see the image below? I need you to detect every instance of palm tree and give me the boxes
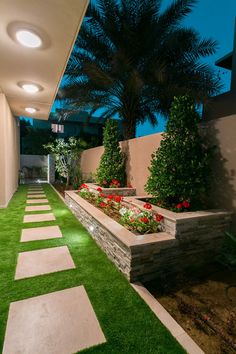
[59,0,221,140]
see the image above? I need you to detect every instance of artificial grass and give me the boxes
[0,184,185,353]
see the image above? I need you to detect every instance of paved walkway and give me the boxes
[3,184,106,354]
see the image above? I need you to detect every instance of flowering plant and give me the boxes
[119,206,163,234]
[78,186,163,235]
[109,179,121,188]
[78,183,93,200]
[174,199,191,212]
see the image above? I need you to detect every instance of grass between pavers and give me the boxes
[0,184,185,354]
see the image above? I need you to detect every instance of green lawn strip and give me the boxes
[0,184,185,354]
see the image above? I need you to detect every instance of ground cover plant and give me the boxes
[145,95,213,212]
[78,184,163,234]
[0,184,184,353]
[96,120,126,188]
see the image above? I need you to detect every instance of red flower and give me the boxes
[110,179,120,187]
[100,202,108,208]
[97,187,102,192]
[114,195,122,203]
[176,203,182,209]
[155,214,163,222]
[79,183,88,190]
[144,202,152,210]
[107,195,113,200]
[100,193,106,198]
[139,216,149,224]
[129,217,135,223]
[182,201,190,208]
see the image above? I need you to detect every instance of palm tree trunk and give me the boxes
[122,116,136,140]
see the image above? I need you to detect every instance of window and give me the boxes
[51,124,64,133]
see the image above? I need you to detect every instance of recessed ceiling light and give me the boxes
[16,30,42,48]
[21,84,40,93]
[25,107,37,114]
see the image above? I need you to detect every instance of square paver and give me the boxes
[25,205,51,212]
[27,194,46,198]
[21,225,62,242]
[15,246,75,280]
[3,286,106,354]
[27,191,43,194]
[26,199,48,204]
[23,213,55,223]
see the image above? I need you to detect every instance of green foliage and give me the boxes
[59,0,221,139]
[44,137,86,187]
[145,95,213,207]
[96,120,126,187]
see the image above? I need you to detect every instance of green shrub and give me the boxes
[145,95,213,209]
[96,120,126,187]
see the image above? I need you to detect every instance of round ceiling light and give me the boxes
[16,30,42,48]
[21,83,40,93]
[25,107,37,114]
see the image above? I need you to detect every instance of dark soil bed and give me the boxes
[53,183,74,198]
[144,264,236,354]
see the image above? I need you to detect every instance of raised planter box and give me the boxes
[87,183,136,197]
[65,191,232,282]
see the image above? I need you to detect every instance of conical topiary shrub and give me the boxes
[96,120,126,187]
[145,95,213,210]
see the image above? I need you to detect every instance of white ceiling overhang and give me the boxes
[0,0,89,120]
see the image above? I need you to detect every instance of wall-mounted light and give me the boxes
[15,30,42,48]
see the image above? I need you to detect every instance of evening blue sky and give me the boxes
[137,0,236,137]
[52,0,236,137]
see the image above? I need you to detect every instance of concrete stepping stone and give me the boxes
[3,286,106,354]
[21,225,62,242]
[23,213,55,223]
[26,199,48,204]
[15,246,75,280]
[28,191,44,195]
[25,205,51,212]
[28,194,46,198]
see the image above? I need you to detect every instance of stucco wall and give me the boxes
[201,114,236,232]
[0,94,20,207]
[80,133,163,195]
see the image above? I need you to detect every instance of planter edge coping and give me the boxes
[131,282,205,354]
[124,196,231,223]
[87,183,136,192]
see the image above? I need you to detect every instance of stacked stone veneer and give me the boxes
[87,183,136,197]
[65,191,232,282]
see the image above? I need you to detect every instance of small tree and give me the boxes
[145,95,213,208]
[96,120,126,187]
[44,137,86,188]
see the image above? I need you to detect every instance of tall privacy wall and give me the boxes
[81,116,236,232]
[201,114,236,232]
[0,93,20,208]
[80,132,163,195]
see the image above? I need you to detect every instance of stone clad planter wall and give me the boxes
[65,191,231,282]
[87,183,136,197]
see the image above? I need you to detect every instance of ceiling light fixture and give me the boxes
[21,83,40,93]
[25,107,37,114]
[16,30,42,48]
